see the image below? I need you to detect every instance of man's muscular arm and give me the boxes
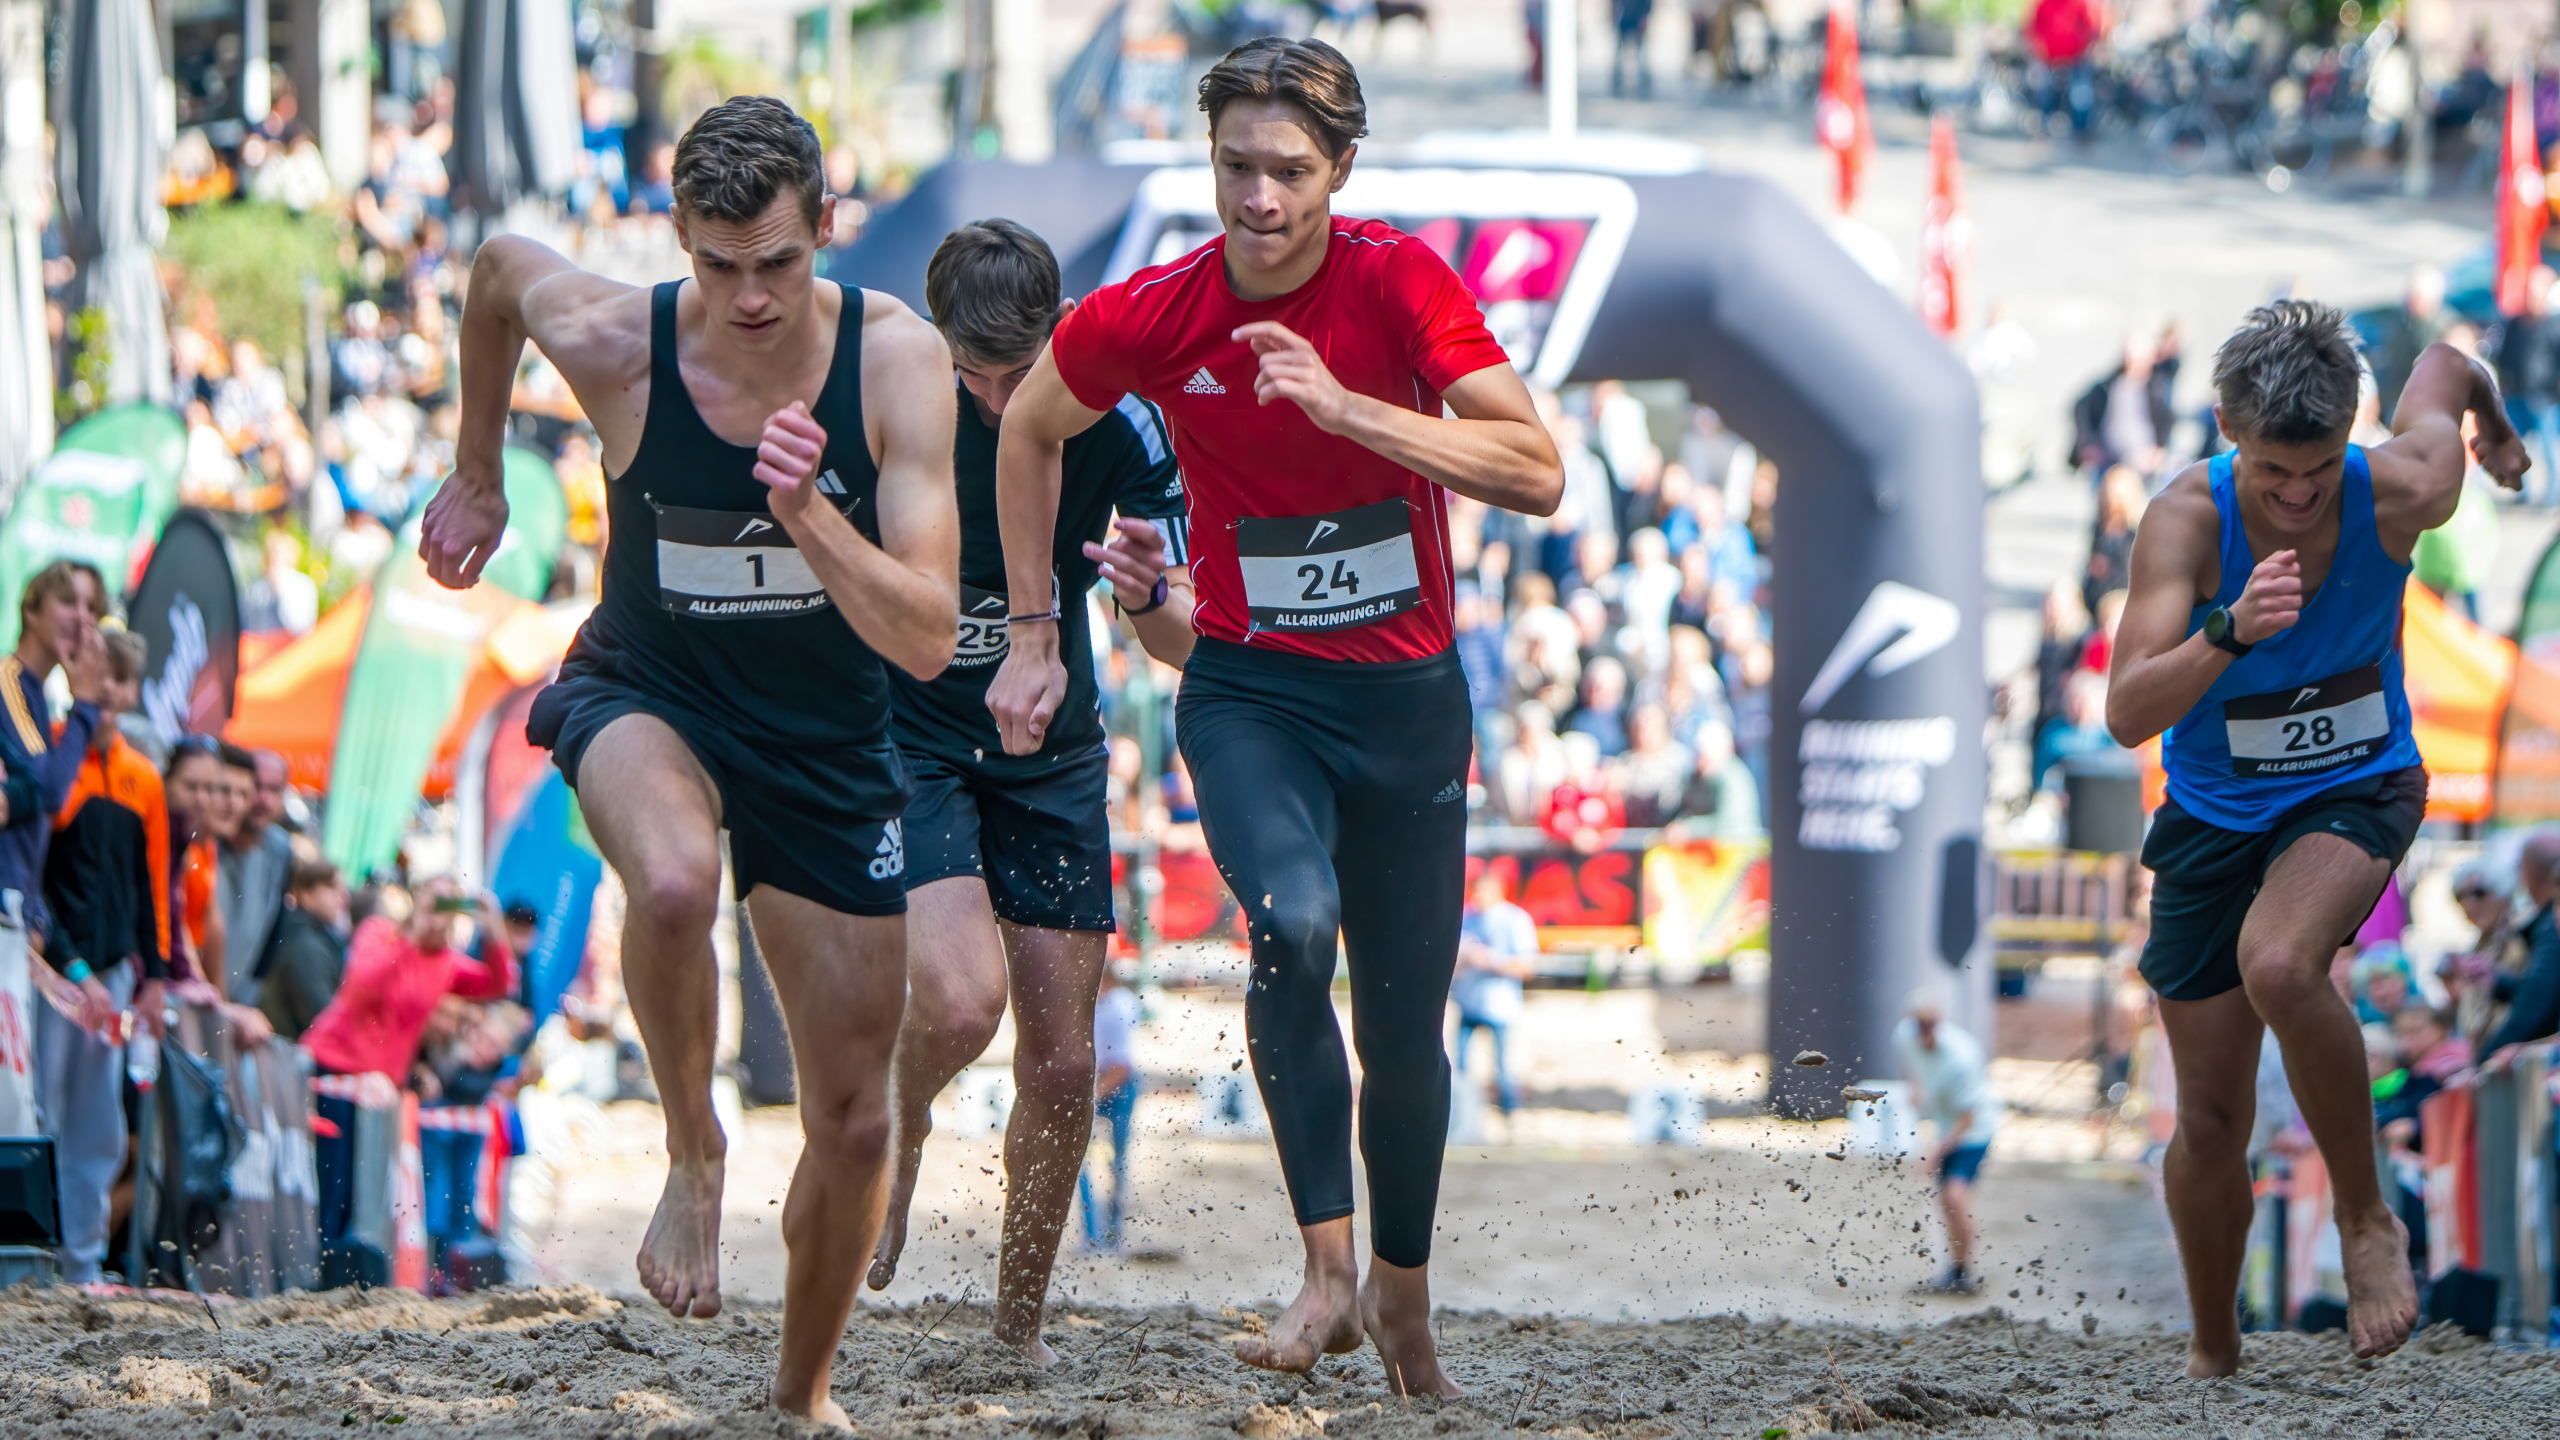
[421,238,646,588]
[989,350,1112,754]
[1235,323,1563,516]
[2369,342,2530,551]
[2105,468,2303,746]
[759,296,958,679]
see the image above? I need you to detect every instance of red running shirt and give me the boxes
[1049,217,1513,662]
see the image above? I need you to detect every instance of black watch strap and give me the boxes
[1121,574,1170,617]
[2206,607,2253,657]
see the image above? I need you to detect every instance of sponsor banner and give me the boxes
[489,771,603,1024]
[0,404,186,650]
[127,508,243,741]
[1107,167,1636,388]
[1643,839,1772,964]
[323,450,566,876]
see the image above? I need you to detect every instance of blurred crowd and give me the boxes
[1085,379,1776,861]
[12,559,557,1288]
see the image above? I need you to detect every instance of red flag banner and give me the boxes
[1919,115,1968,335]
[2497,63,2547,317]
[1816,4,1872,213]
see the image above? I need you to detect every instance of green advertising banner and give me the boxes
[0,404,187,647]
[322,451,568,877]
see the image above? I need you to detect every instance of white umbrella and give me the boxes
[0,0,55,503]
[56,0,171,408]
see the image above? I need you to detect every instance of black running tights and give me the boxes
[1176,638,1472,1268]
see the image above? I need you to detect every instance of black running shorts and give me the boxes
[898,744,1116,933]
[528,673,911,917]
[2137,765,2426,1003]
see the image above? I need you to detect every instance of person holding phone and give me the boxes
[299,874,517,1272]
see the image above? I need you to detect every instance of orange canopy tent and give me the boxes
[2138,578,2514,824]
[225,589,587,798]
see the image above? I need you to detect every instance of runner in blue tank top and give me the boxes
[2108,302,2528,1377]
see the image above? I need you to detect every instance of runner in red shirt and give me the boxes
[988,38,1562,1396]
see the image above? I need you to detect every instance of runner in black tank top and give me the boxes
[530,277,914,914]
[862,221,1198,1363]
[416,99,959,1427]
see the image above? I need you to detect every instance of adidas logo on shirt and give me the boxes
[867,819,906,881]
[1183,367,1226,395]
[1432,779,1464,804]
[815,468,848,497]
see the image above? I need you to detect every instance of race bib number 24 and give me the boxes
[1236,499,1423,634]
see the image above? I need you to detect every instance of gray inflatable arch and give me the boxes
[839,158,1990,1117]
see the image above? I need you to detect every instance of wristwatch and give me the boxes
[1121,574,1171,618]
[2202,606,2253,657]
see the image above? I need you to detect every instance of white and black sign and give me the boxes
[1236,499,1422,634]
[2223,664,2389,778]
[653,501,830,620]
[951,585,1013,668]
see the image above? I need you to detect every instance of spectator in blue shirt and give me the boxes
[1454,869,1539,1120]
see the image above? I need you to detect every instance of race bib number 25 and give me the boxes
[1236,499,1423,634]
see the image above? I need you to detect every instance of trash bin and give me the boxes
[2062,750,2145,855]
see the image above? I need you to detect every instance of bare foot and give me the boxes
[2342,1212,2418,1360]
[636,1158,724,1319]
[866,1195,910,1292]
[2184,1337,2241,1379]
[770,1378,851,1429]
[993,1327,1061,1367]
[1360,1260,1463,1398]
[1235,1270,1364,1374]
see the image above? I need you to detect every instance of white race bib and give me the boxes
[951,585,1013,668]
[2223,664,2390,778]
[652,500,832,620]
[1235,499,1423,634]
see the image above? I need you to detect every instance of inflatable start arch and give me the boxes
[842,153,1990,1114]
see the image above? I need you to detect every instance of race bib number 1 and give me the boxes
[2222,664,2390,778]
[1236,499,1423,634]
[652,499,831,620]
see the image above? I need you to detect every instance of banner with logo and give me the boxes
[488,771,603,1024]
[1468,846,1646,950]
[1643,838,1772,964]
[0,403,186,648]
[323,450,566,877]
[126,508,243,743]
[2496,529,2560,824]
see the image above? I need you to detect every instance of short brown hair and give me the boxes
[289,857,342,895]
[926,220,1061,367]
[99,627,147,683]
[2213,300,2362,446]
[21,558,104,624]
[673,96,826,231]
[1197,37,1367,159]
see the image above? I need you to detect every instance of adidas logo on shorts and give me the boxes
[867,819,906,881]
[1432,779,1464,804]
[1183,367,1226,395]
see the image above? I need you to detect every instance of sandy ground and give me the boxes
[8,1278,2558,1438]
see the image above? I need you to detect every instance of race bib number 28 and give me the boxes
[2222,664,2390,778]
[1236,499,1423,634]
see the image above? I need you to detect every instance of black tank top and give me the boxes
[565,280,892,750]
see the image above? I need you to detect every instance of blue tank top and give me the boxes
[2161,445,2420,831]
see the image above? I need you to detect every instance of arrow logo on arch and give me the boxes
[1799,581,1963,716]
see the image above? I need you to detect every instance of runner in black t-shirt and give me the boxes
[418,99,958,1427]
[866,220,1194,1362]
